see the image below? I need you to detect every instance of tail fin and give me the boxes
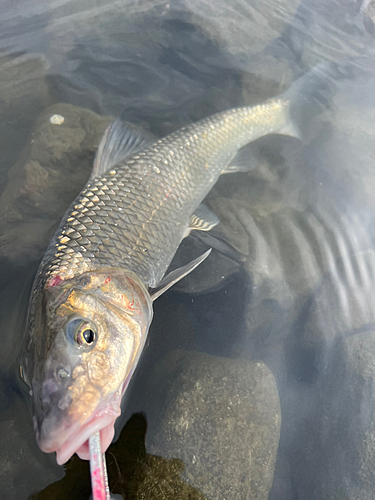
[281,61,346,141]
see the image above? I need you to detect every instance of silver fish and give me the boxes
[21,76,306,465]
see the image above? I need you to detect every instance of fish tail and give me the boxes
[281,61,343,141]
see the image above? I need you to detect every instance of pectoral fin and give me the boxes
[91,118,157,178]
[149,249,212,300]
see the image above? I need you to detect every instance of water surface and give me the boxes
[1,0,375,498]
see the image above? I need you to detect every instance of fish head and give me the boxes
[22,268,152,465]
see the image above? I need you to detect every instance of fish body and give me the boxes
[21,90,301,465]
[40,98,295,288]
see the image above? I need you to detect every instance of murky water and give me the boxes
[1,0,375,498]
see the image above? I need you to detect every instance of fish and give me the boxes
[19,67,323,466]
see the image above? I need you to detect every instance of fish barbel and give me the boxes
[20,70,317,465]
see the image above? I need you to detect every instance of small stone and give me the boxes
[49,114,65,125]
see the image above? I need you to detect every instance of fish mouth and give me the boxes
[37,400,121,465]
[56,409,120,465]
[35,366,137,465]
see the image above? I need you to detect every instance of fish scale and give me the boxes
[37,99,292,289]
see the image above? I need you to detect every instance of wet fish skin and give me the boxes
[22,91,299,464]
[40,99,296,288]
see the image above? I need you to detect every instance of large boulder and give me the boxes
[0,54,52,186]
[0,103,111,269]
[146,350,281,500]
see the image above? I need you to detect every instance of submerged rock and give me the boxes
[276,328,375,500]
[0,103,111,270]
[45,0,300,112]
[337,331,375,500]
[32,413,206,500]
[146,350,281,500]
[266,246,375,499]
[299,248,375,356]
[0,54,52,185]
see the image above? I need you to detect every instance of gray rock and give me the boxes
[347,330,375,382]
[0,54,52,186]
[205,172,333,324]
[205,67,375,498]
[293,71,375,220]
[262,243,375,499]
[0,103,111,269]
[282,329,375,500]
[298,246,375,358]
[174,0,300,68]
[147,350,281,500]
[208,65,375,354]
[266,250,375,500]
[31,412,206,500]
[47,0,300,70]
[241,56,295,105]
[362,0,375,33]
[283,0,372,69]
[8,0,301,126]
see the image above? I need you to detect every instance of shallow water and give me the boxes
[1,0,375,498]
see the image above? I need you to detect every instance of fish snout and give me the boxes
[33,400,71,454]
[33,368,73,452]
[33,411,59,453]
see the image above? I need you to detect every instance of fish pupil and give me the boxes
[66,318,96,346]
[83,328,95,344]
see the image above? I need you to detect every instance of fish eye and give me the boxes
[66,318,97,348]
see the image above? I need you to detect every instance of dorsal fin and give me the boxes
[91,118,157,178]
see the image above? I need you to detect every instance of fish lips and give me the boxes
[35,397,121,465]
[52,370,136,464]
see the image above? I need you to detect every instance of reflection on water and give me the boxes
[1,0,375,499]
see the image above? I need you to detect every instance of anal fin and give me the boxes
[184,204,219,238]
